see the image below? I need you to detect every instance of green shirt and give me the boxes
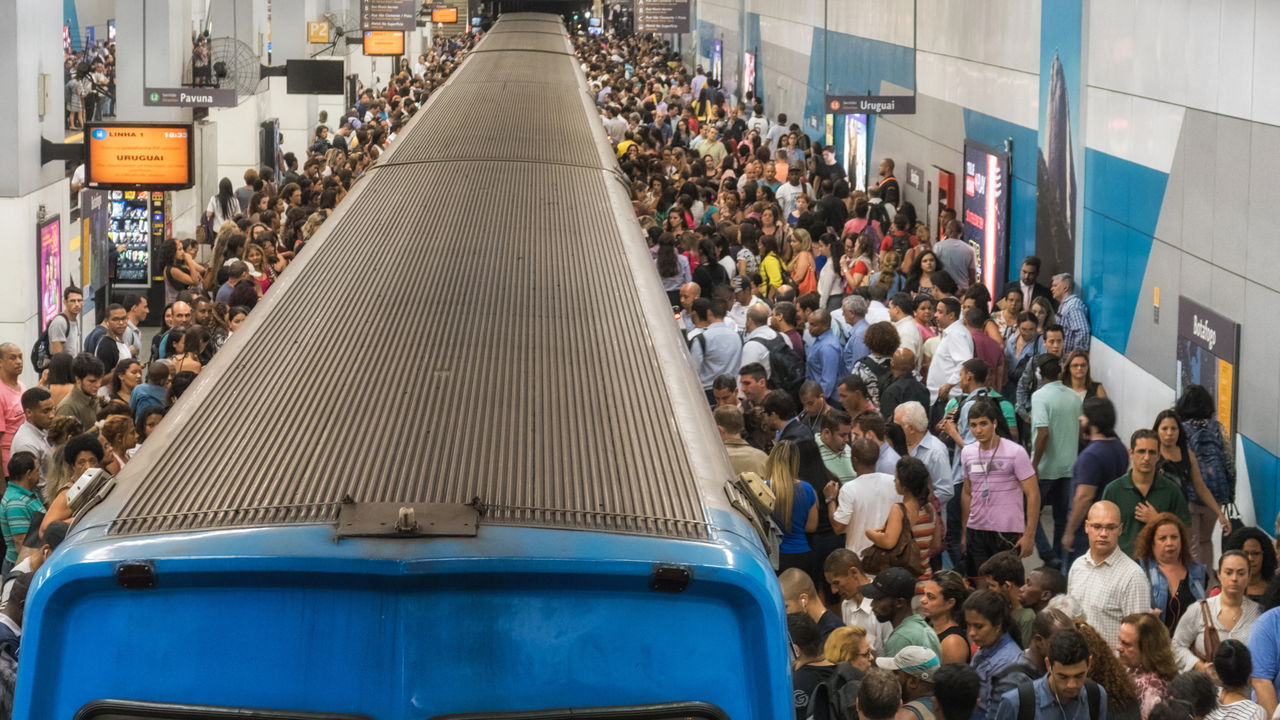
[55,387,99,433]
[882,613,941,658]
[1,482,45,564]
[814,433,856,483]
[1012,606,1035,648]
[1030,381,1083,479]
[1100,470,1191,556]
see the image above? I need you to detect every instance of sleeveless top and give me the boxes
[937,626,971,662]
[912,504,936,590]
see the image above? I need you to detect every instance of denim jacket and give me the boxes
[1141,558,1207,620]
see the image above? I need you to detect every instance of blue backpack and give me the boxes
[1183,419,1234,504]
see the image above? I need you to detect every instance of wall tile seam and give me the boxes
[1085,84,1277,131]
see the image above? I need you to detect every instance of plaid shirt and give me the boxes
[1067,546,1150,647]
[1057,293,1091,353]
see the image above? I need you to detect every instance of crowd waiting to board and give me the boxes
[579,30,1280,720]
[0,33,480,715]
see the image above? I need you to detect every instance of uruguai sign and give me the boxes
[84,123,194,190]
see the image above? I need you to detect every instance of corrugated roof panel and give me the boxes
[472,32,572,55]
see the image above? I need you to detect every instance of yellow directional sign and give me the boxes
[307,21,331,43]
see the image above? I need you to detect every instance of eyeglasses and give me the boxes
[860,647,876,660]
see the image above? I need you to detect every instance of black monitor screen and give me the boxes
[286,59,344,94]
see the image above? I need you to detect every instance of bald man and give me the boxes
[806,308,843,407]
[779,567,844,642]
[878,348,928,421]
[0,343,26,479]
[677,283,701,332]
[1065,500,1149,646]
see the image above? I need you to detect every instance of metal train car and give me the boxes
[14,13,791,720]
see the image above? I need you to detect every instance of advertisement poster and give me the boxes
[1036,0,1083,277]
[1176,297,1240,438]
[37,215,61,330]
[842,114,868,191]
[743,52,755,101]
[962,141,1010,300]
[711,40,722,83]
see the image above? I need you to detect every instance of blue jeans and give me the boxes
[1033,476,1070,568]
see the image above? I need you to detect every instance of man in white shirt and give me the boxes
[865,286,891,325]
[764,113,789,151]
[926,297,974,404]
[726,276,769,332]
[828,439,903,556]
[747,105,768,136]
[823,548,893,653]
[10,388,54,468]
[775,166,811,219]
[739,305,778,377]
[601,105,627,146]
[122,294,148,359]
[1066,501,1149,647]
[887,292,922,361]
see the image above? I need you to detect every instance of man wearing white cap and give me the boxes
[876,646,941,720]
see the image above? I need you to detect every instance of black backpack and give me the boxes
[1014,678,1101,720]
[806,663,860,720]
[30,327,52,375]
[749,334,804,395]
[856,355,892,401]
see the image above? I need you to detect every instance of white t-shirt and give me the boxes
[1206,700,1267,720]
[833,471,903,556]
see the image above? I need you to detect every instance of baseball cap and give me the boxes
[876,646,940,682]
[859,567,916,600]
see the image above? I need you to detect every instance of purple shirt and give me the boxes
[960,437,1035,533]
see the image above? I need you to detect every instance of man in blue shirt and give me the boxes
[806,309,843,407]
[1250,605,1280,717]
[841,295,871,376]
[994,627,1106,720]
[687,298,742,402]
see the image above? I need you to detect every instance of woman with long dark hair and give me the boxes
[654,231,691,306]
[205,177,241,228]
[1175,384,1237,563]
[920,569,971,664]
[1153,408,1231,564]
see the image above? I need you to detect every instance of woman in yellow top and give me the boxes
[692,87,715,124]
[757,235,785,300]
[787,229,817,296]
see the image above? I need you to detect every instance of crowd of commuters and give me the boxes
[580,30,1280,720]
[64,37,115,130]
[0,33,479,715]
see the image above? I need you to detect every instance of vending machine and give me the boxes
[107,190,166,289]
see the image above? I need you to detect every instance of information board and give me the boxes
[962,140,1010,300]
[431,7,458,23]
[84,123,194,190]
[362,30,405,56]
[360,0,415,31]
[37,215,61,331]
[1177,297,1241,438]
[635,0,691,33]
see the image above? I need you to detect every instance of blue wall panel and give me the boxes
[1242,435,1279,537]
[962,110,1039,285]
[1080,148,1168,352]
[805,28,915,135]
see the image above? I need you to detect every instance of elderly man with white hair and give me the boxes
[892,401,953,507]
[1050,273,1091,354]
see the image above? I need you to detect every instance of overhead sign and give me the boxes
[84,123,195,190]
[360,0,415,31]
[362,30,405,56]
[635,0,691,33]
[1177,296,1241,438]
[431,7,458,23]
[825,95,917,115]
[143,87,237,107]
[307,21,332,43]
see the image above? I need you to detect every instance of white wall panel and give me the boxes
[916,0,1039,74]
[1217,0,1256,120]
[748,0,823,28]
[1084,87,1184,173]
[698,1,740,32]
[1180,0,1216,111]
[1090,340,1176,443]
[758,15,813,61]
[1253,0,1280,125]
[916,52,1038,130]
[825,0,915,48]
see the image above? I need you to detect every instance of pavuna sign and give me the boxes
[144,87,237,108]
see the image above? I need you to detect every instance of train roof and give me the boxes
[83,15,741,546]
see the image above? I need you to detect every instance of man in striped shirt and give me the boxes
[1,452,45,570]
[1051,273,1091,353]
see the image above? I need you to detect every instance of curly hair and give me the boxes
[1134,512,1193,567]
[1075,620,1138,706]
[863,321,901,357]
[1225,526,1278,583]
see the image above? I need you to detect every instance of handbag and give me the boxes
[1193,600,1222,663]
[861,503,926,577]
